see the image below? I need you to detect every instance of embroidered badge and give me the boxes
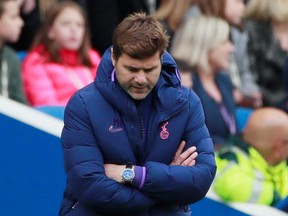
[109,118,124,133]
[160,121,169,140]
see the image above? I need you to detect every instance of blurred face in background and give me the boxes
[208,39,234,72]
[48,6,85,50]
[0,1,23,44]
[225,0,246,25]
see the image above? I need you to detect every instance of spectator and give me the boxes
[181,0,262,108]
[171,15,237,148]
[155,0,195,51]
[0,0,27,104]
[245,0,288,112]
[22,1,101,106]
[59,12,216,215]
[75,0,151,55]
[9,0,60,52]
[213,108,288,209]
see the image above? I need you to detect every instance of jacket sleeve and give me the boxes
[212,154,256,203]
[62,93,155,215]
[22,52,59,106]
[140,92,217,204]
[6,49,27,104]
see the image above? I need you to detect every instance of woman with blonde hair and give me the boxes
[181,0,262,108]
[171,15,237,148]
[245,0,288,112]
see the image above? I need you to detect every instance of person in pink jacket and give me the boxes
[22,1,101,106]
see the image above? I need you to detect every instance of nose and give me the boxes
[18,17,24,28]
[134,71,146,83]
[229,41,235,53]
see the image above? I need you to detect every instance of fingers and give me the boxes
[181,151,198,166]
[189,160,196,166]
[176,146,196,165]
[171,146,198,166]
[174,140,186,158]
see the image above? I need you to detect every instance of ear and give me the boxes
[272,139,284,164]
[110,47,116,67]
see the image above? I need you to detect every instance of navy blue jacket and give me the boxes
[192,73,238,145]
[59,49,216,216]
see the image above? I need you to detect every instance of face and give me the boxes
[48,7,85,50]
[275,127,288,163]
[208,39,234,72]
[0,1,23,44]
[112,51,162,100]
[225,0,246,25]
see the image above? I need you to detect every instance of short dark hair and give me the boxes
[112,12,169,60]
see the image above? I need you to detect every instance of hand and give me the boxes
[170,141,198,166]
[104,164,125,183]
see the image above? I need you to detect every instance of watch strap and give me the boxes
[126,162,133,169]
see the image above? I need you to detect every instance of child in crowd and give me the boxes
[171,15,237,149]
[0,0,27,104]
[10,0,60,51]
[22,1,101,106]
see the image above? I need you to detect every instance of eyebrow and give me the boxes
[123,65,158,71]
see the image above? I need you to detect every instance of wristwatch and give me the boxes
[121,163,135,185]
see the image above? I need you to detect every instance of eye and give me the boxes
[144,68,154,73]
[129,68,139,73]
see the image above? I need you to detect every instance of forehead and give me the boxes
[1,1,19,15]
[54,7,83,21]
[117,52,161,67]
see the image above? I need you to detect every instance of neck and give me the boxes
[265,154,277,166]
[198,68,214,81]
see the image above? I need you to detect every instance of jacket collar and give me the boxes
[94,47,188,120]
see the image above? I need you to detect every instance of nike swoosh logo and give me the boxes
[109,125,123,133]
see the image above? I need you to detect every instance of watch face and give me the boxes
[122,169,134,181]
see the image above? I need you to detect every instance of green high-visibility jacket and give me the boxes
[213,135,288,206]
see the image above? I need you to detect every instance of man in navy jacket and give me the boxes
[59,12,216,216]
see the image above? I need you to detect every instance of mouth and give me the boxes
[132,85,147,90]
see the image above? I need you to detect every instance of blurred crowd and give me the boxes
[0,0,288,213]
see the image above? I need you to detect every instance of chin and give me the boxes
[220,62,230,70]
[63,44,82,51]
[131,95,146,100]
[130,93,148,100]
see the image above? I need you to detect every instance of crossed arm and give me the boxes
[104,141,198,183]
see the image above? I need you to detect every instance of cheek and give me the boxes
[149,72,161,85]
[78,28,85,38]
[48,27,56,40]
[116,69,132,85]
